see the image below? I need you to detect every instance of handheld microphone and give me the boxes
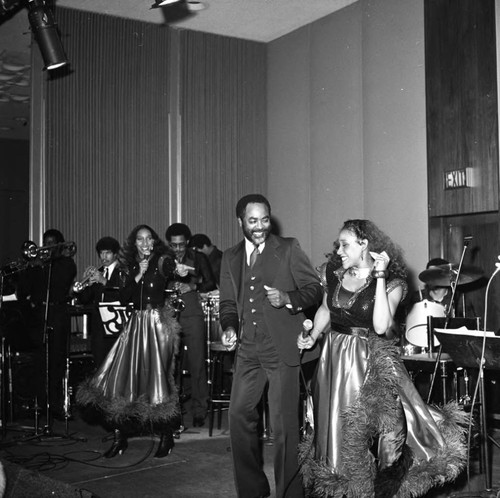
[302,319,313,339]
[300,319,314,355]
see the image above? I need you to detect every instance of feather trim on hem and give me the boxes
[299,335,468,498]
[76,380,179,425]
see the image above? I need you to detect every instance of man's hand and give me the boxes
[263,285,290,308]
[221,327,237,351]
[177,282,192,294]
[175,262,194,277]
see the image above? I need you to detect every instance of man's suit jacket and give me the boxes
[79,264,127,304]
[219,234,322,366]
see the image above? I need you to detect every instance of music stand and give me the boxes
[434,328,500,493]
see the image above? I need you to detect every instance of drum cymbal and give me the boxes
[418,263,484,287]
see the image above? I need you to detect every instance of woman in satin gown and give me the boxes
[297,219,467,498]
[77,225,181,458]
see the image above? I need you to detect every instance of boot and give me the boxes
[154,430,175,458]
[104,429,128,458]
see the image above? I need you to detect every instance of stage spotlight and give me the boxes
[151,0,195,23]
[27,0,68,71]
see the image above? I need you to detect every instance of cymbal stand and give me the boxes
[427,239,470,404]
[168,287,187,437]
[0,274,5,436]
[203,297,215,387]
[0,338,5,438]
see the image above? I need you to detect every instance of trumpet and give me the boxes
[72,266,100,293]
[22,240,77,261]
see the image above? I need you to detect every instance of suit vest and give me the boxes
[241,254,266,341]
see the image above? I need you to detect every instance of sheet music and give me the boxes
[434,327,497,338]
[1,293,17,302]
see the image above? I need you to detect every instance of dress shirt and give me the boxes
[244,239,265,266]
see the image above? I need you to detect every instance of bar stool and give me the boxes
[208,342,234,436]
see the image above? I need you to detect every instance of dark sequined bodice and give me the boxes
[325,261,406,331]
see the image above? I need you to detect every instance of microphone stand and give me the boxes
[42,258,54,435]
[426,239,470,404]
[36,256,84,441]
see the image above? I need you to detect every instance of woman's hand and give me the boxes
[369,250,390,271]
[297,333,316,350]
[138,258,149,277]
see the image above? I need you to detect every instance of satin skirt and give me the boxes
[312,329,445,471]
[77,307,180,425]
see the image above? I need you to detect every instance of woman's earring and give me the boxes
[361,251,364,261]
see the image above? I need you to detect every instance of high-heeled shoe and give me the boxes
[154,431,174,458]
[104,429,128,458]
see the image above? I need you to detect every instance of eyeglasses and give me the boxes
[169,242,187,249]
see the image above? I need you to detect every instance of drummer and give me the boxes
[410,258,453,314]
[404,258,454,354]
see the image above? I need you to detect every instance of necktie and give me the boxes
[103,268,109,281]
[249,246,259,268]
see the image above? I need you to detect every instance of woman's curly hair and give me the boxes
[328,219,409,280]
[121,224,173,265]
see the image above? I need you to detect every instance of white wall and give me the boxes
[268,0,428,282]
[268,2,363,266]
[362,0,428,285]
[267,25,313,256]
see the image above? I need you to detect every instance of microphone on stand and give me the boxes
[464,235,473,247]
[140,245,154,280]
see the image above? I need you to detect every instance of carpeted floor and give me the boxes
[0,406,275,498]
[1,404,500,497]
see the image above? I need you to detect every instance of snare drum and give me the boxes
[405,299,445,348]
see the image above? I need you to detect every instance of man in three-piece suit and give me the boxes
[220,194,322,498]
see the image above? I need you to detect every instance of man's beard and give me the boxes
[242,224,270,245]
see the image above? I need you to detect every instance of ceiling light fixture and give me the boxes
[151,0,181,7]
[186,1,205,11]
[27,0,69,71]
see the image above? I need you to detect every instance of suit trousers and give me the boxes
[229,328,303,498]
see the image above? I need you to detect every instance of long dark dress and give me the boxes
[299,263,467,498]
[77,252,180,427]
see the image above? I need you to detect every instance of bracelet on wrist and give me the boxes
[371,269,389,279]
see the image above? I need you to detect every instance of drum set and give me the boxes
[402,261,484,405]
[403,262,483,352]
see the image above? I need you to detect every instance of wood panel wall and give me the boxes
[39,8,267,274]
[425,0,500,330]
[425,0,499,217]
[180,30,267,251]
